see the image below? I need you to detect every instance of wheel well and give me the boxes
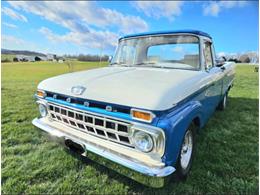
[228,84,233,91]
[193,117,200,129]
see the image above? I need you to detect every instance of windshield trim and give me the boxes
[119,30,212,40]
[112,33,202,71]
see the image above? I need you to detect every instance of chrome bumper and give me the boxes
[32,118,175,188]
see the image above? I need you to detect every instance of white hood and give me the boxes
[38,66,207,110]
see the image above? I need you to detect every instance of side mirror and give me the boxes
[216,56,226,67]
[108,55,113,63]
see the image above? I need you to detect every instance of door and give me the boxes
[203,41,224,114]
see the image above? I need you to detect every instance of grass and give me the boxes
[2,61,258,194]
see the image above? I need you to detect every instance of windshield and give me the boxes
[111,35,200,70]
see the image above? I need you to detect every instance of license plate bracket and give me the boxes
[64,138,85,155]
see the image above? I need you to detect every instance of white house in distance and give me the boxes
[46,54,57,61]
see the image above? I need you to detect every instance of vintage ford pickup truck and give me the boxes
[32,30,235,188]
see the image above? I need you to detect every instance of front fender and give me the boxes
[157,101,202,166]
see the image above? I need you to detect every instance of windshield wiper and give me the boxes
[133,62,156,66]
[132,62,166,69]
[110,62,129,67]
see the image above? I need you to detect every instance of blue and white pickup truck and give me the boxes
[32,30,235,188]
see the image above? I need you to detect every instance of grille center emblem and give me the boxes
[71,86,86,95]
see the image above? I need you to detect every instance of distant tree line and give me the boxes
[219,52,258,64]
[63,54,109,62]
[2,58,11,63]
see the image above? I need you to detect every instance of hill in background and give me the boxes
[1,48,109,62]
[2,49,46,57]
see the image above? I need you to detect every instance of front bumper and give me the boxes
[32,118,175,188]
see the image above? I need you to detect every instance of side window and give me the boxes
[204,41,213,69]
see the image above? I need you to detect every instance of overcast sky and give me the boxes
[2,1,259,55]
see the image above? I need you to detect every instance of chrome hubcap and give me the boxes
[180,130,193,169]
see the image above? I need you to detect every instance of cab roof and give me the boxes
[119,30,212,40]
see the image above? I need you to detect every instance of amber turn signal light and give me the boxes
[37,90,46,98]
[131,109,155,122]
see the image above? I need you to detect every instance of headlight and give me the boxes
[39,104,47,117]
[133,131,154,152]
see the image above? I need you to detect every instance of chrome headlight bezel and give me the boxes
[38,103,48,117]
[130,123,165,157]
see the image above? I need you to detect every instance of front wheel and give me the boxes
[176,125,196,180]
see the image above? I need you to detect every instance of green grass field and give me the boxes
[2,61,258,194]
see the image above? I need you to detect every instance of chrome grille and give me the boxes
[47,102,133,147]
